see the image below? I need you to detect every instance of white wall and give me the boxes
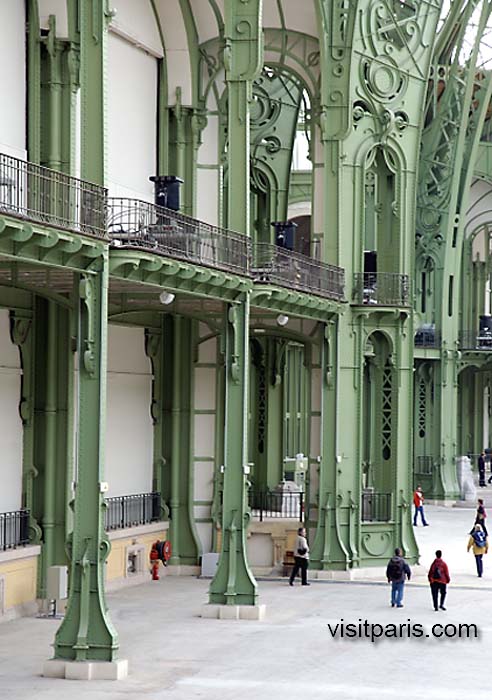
[467,179,492,257]
[0,309,23,512]
[0,1,26,158]
[105,325,153,497]
[109,0,162,55]
[193,325,217,553]
[38,0,68,37]
[155,0,193,106]
[107,34,157,201]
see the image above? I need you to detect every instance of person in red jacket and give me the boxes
[428,549,450,611]
[413,485,429,526]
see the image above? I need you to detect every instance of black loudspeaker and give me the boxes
[479,315,492,333]
[149,175,183,212]
[272,221,298,251]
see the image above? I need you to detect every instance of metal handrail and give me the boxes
[252,243,345,300]
[414,456,433,475]
[458,330,492,350]
[361,491,392,522]
[414,330,442,348]
[0,509,30,550]
[104,491,162,531]
[353,273,410,306]
[249,490,304,522]
[0,152,107,238]
[107,197,250,275]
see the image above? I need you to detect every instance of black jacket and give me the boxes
[386,556,411,583]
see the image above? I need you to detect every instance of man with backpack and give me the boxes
[467,524,488,577]
[428,550,450,611]
[386,548,411,608]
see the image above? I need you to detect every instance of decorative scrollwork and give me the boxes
[361,531,391,557]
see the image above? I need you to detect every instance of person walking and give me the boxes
[428,549,450,611]
[467,524,488,577]
[386,547,411,608]
[478,451,486,487]
[289,527,310,586]
[413,485,429,526]
[470,498,488,537]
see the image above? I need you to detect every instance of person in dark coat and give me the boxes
[428,549,450,611]
[478,451,486,487]
[289,527,310,586]
[470,498,488,537]
[386,547,411,608]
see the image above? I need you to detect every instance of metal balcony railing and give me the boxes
[0,509,30,551]
[249,490,304,522]
[252,243,345,300]
[361,491,392,522]
[104,491,162,531]
[352,273,410,306]
[0,152,107,238]
[415,456,433,476]
[458,331,492,350]
[414,329,441,348]
[107,198,250,276]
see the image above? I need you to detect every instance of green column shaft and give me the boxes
[310,323,348,570]
[223,0,262,234]
[41,302,58,593]
[227,80,250,234]
[209,297,257,605]
[80,0,107,184]
[46,25,63,170]
[53,262,118,662]
[166,316,199,565]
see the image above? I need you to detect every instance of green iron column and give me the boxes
[145,323,170,520]
[53,260,118,663]
[10,310,43,545]
[80,0,109,185]
[40,301,58,596]
[224,0,262,234]
[209,297,257,605]
[310,322,350,570]
[164,315,200,566]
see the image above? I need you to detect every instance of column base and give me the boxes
[43,658,128,680]
[200,604,266,620]
[165,564,201,576]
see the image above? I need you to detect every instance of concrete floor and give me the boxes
[1,500,491,700]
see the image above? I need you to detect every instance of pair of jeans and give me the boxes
[475,554,483,576]
[413,506,428,526]
[290,556,308,585]
[430,582,447,610]
[391,581,404,606]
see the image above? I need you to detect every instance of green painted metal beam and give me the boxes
[53,256,119,661]
[209,295,258,604]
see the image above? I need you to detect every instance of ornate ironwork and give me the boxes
[361,492,392,522]
[0,509,30,550]
[352,273,410,306]
[0,152,107,238]
[414,328,441,348]
[250,490,304,522]
[107,198,250,276]
[459,331,492,350]
[415,456,433,476]
[252,243,345,300]
[104,492,162,531]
